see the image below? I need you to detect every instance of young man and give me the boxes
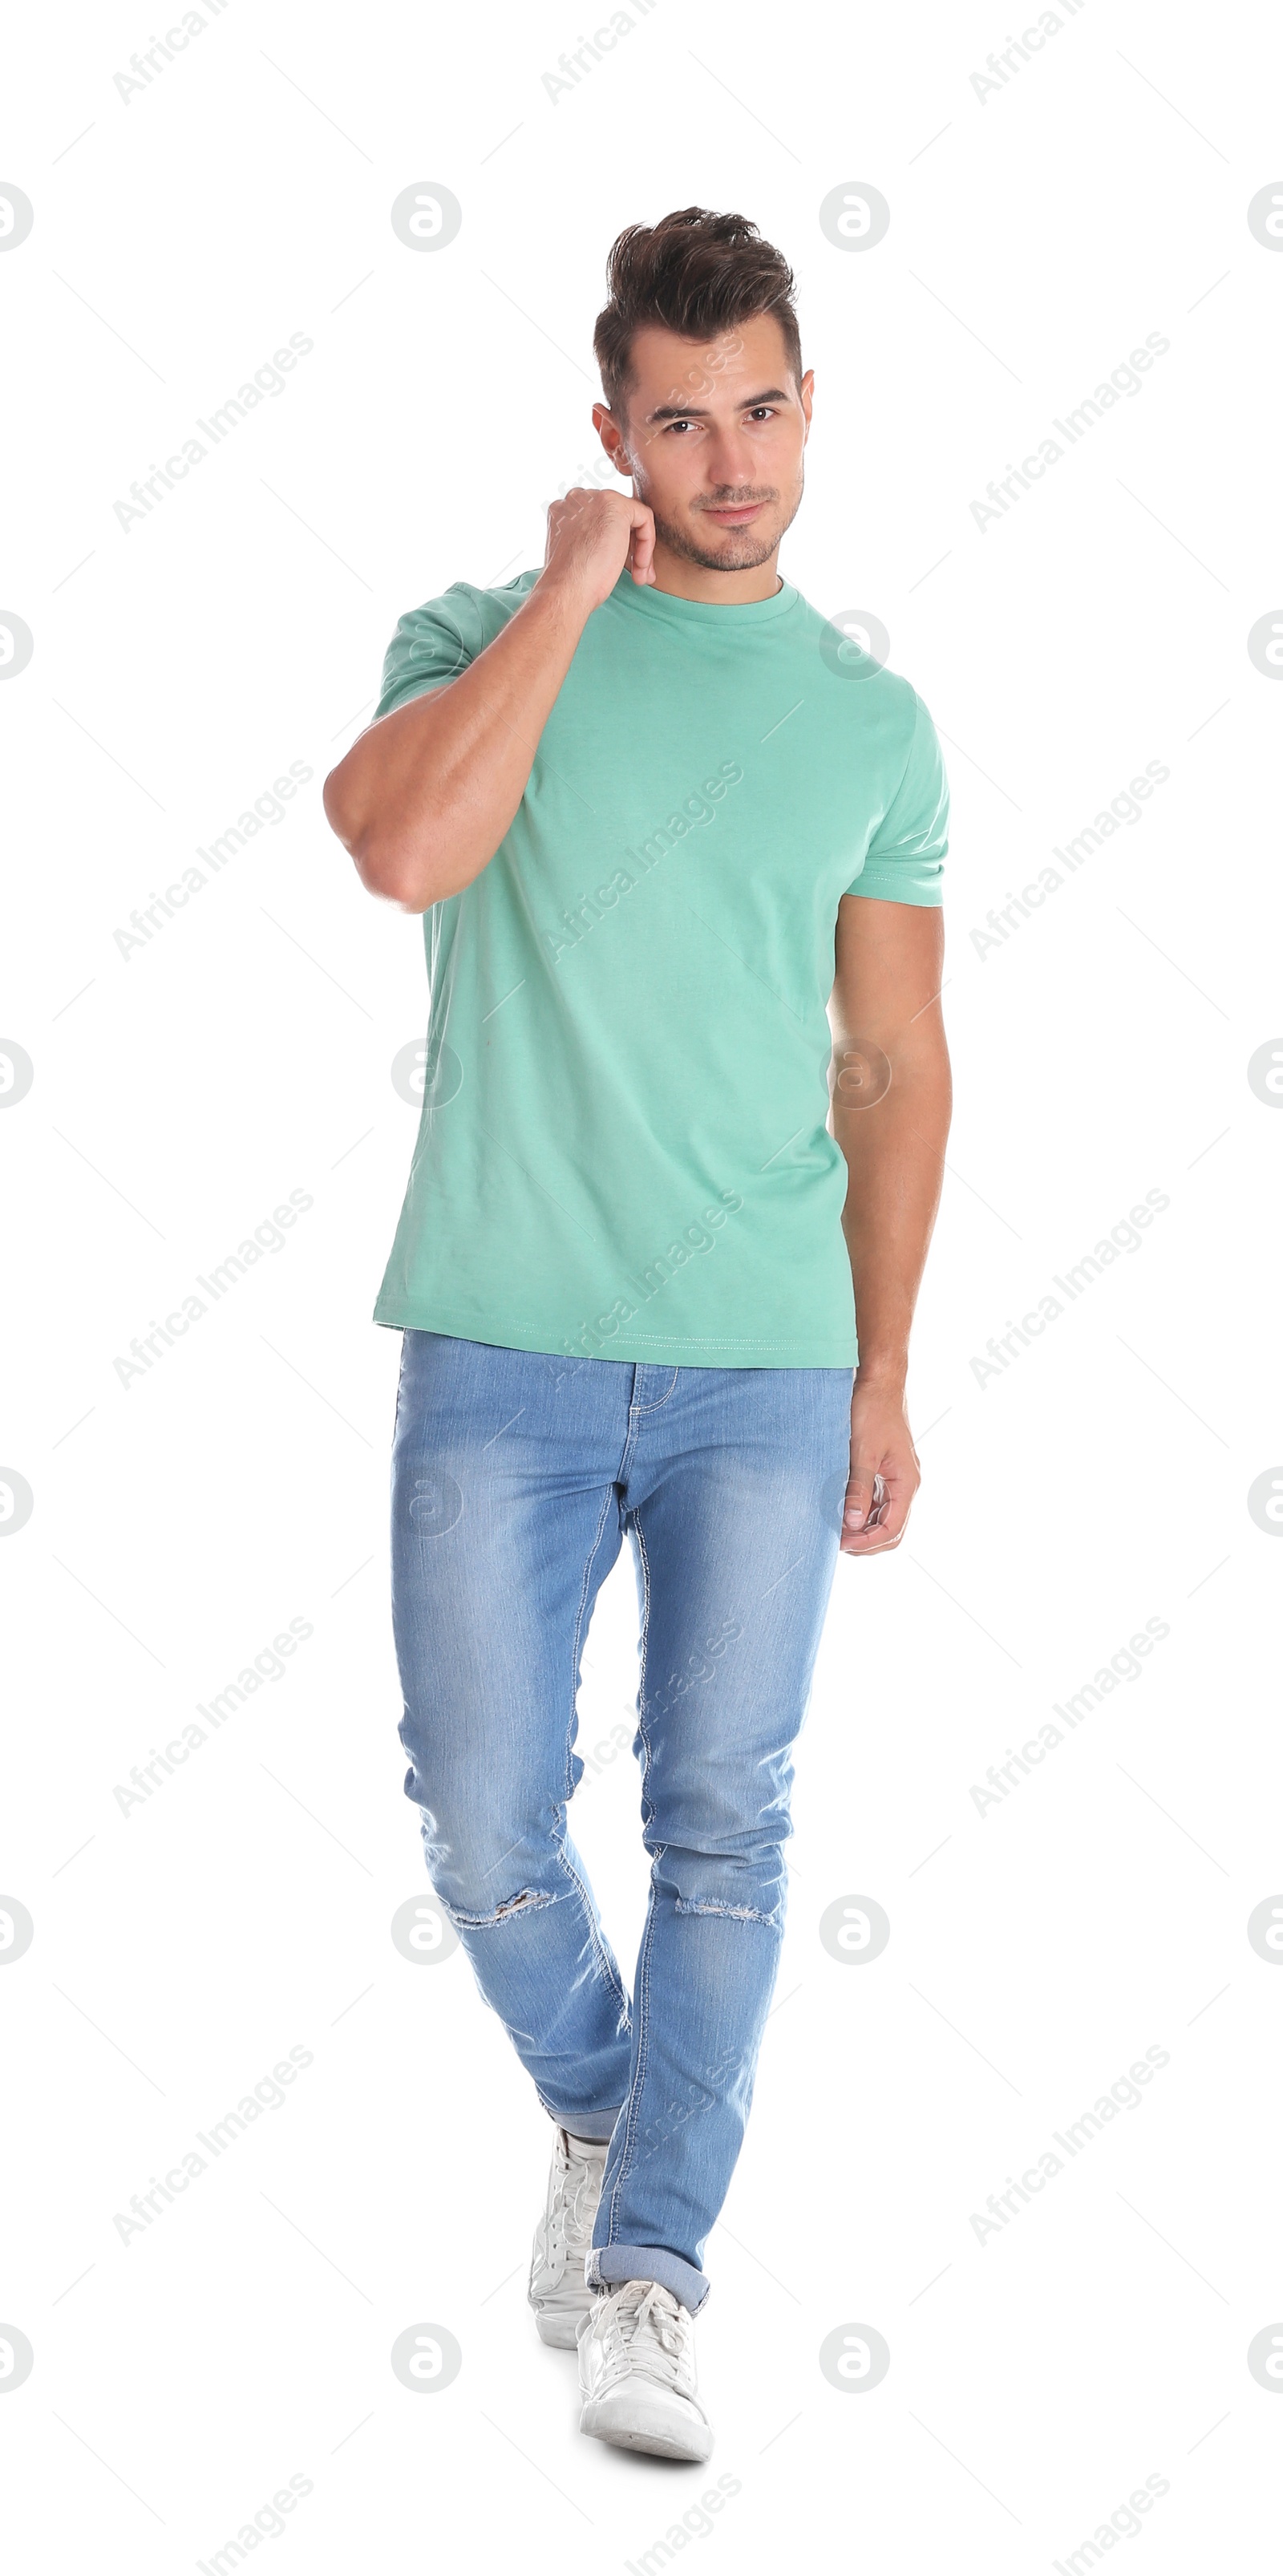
[324,207,951,2463]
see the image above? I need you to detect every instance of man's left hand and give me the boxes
[841,1380,920,1555]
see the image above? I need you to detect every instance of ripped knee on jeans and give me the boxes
[449,1885,555,1930]
[674,1896,781,1929]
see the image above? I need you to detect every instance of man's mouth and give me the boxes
[701,501,767,525]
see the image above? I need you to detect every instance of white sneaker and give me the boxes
[528,2128,609,2348]
[577,2278,714,2461]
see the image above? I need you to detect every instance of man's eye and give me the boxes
[666,419,694,433]
[747,407,776,422]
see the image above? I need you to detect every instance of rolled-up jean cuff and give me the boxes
[586,2244,710,2314]
[545,2107,623,2144]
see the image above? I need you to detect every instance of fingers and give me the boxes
[629,502,656,585]
[544,489,655,594]
[841,1509,901,1554]
[841,1461,917,1557]
[842,1465,878,1542]
[841,1495,908,1554]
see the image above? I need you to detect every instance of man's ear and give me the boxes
[592,400,633,478]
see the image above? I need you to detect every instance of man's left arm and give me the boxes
[828,893,951,1556]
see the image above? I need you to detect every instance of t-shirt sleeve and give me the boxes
[846,689,949,905]
[374,585,488,722]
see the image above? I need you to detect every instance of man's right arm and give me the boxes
[322,489,655,914]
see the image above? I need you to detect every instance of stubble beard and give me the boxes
[644,478,804,574]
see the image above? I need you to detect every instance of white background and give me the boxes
[2,0,1281,2566]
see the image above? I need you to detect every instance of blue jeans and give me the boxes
[391,1331,852,2311]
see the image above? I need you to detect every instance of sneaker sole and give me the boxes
[580,2397,714,2465]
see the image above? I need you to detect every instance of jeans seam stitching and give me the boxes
[628,1365,680,1416]
[553,1837,629,2012]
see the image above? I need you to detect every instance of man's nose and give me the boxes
[702,428,759,490]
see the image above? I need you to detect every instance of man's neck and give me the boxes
[646,541,783,606]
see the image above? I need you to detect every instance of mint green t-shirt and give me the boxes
[371,569,947,1367]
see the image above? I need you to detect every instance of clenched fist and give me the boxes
[542,486,657,610]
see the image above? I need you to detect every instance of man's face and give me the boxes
[593,311,813,573]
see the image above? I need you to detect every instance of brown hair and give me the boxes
[593,207,802,413]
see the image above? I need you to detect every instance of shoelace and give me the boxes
[594,2282,693,2392]
[542,2136,600,2274]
